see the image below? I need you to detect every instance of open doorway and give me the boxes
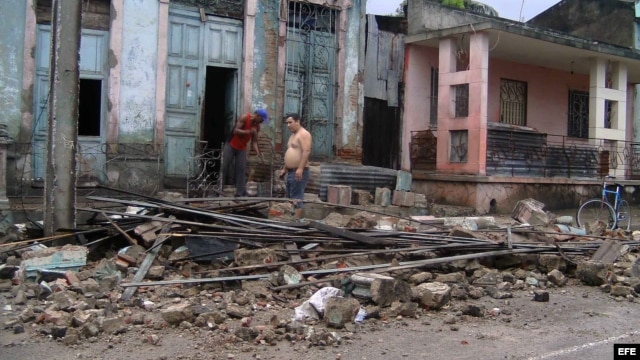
[202,67,238,151]
[200,66,238,189]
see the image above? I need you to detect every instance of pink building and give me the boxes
[403,1,640,213]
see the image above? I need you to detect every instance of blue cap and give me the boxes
[255,108,269,124]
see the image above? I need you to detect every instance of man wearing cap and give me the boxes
[222,109,268,197]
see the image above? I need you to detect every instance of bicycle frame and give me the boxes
[576,177,631,230]
[602,180,623,212]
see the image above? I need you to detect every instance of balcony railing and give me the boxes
[410,124,640,179]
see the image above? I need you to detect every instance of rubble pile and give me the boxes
[1,190,640,355]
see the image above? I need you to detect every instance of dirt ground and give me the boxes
[2,207,640,360]
[2,281,640,360]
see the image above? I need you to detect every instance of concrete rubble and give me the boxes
[1,188,639,355]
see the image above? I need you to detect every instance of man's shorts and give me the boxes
[285,168,310,208]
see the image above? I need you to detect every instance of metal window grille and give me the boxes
[500,79,527,126]
[449,130,468,163]
[453,84,469,118]
[429,67,439,127]
[568,90,589,138]
[605,100,614,129]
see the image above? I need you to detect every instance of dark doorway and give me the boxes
[78,78,102,136]
[202,67,237,151]
[362,97,401,169]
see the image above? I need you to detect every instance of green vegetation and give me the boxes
[392,0,499,18]
[442,0,465,9]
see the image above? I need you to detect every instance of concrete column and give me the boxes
[107,0,124,146]
[435,38,457,172]
[635,86,640,143]
[44,0,82,238]
[154,0,170,150]
[589,58,607,138]
[468,32,489,176]
[438,38,457,75]
[589,59,626,140]
[611,61,627,132]
[0,124,14,236]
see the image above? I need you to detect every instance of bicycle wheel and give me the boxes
[576,199,617,230]
[616,199,631,231]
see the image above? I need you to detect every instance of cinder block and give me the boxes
[375,187,391,207]
[396,171,412,191]
[352,189,373,206]
[392,190,416,207]
[511,198,548,225]
[327,185,352,206]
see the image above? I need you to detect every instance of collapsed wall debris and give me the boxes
[1,188,639,352]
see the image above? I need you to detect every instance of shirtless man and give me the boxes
[278,113,312,218]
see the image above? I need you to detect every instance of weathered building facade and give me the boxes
[0,0,366,198]
[404,0,640,213]
[528,0,640,144]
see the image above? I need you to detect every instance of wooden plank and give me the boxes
[591,239,629,263]
[102,212,137,246]
[120,222,173,301]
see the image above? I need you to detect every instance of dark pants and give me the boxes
[286,168,310,208]
[222,143,247,196]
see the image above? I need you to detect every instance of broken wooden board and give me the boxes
[590,239,629,264]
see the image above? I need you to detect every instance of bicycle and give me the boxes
[576,177,631,231]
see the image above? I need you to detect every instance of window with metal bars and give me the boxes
[449,130,468,163]
[605,100,614,129]
[500,79,527,126]
[567,90,588,138]
[452,84,469,118]
[429,67,438,127]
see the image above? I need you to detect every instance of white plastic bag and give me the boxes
[293,287,344,322]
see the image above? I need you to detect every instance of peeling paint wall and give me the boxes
[0,0,27,138]
[251,1,278,120]
[251,0,366,160]
[339,0,366,159]
[118,0,160,143]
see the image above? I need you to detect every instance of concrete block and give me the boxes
[396,170,412,191]
[327,185,352,206]
[576,260,613,286]
[375,187,391,207]
[392,190,416,207]
[21,246,88,278]
[352,189,373,205]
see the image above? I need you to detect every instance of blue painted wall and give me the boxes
[0,0,26,138]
